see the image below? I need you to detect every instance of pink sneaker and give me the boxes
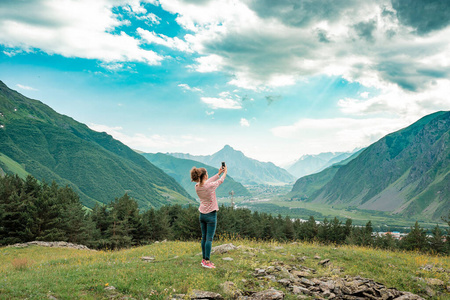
[201,259,206,267]
[202,260,216,269]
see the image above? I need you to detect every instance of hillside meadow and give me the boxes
[0,238,448,299]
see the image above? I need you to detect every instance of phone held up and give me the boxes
[221,161,226,169]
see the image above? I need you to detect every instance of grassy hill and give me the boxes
[0,80,194,209]
[289,111,450,221]
[1,239,448,299]
[142,152,251,198]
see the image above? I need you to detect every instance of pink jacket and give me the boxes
[196,174,226,214]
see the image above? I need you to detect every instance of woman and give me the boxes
[190,164,227,269]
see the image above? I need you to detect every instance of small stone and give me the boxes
[211,243,237,254]
[277,279,291,287]
[190,290,223,300]
[140,256,155,262]
[223,257,234,261]
[273,246,284,250]
[48,296,58,300]
[292,285,311,295]
[105,286,116,291]
[250,288,284,300]
[314,255,321,260]
[221,281,242,298]
[291,270,310,278]
[425,278,444,286]
[425,286,435,297]
[318,259,330,266]
[170,294,186,300]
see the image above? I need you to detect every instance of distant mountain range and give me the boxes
[168,145,296,185]
[286,151,359,178]
[289,111,450,220]
[0,80,194,208]
[142,152,251,199]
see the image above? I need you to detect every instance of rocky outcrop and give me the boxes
[10,241,91,250]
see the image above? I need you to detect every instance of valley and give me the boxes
[216,183,448,231]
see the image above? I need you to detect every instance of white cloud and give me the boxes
[178,83,203,93]
[200,96,242,109]
[271,117,412,153]
[16,84,37,91]
[88,123,204,151]
[205,111,215,115]
[240,118,250,127]
[191,54,224,73]
[137,28,192,52]
[0,0,163,65]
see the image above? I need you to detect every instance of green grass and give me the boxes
[0,152,30,179]
[1,239,448,299]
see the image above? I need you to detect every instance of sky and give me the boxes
[0,0,450,166]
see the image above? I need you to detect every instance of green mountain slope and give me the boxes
[288,149,365,200]
[169,145,296,185]
[142,152,251,198]
[0,80,194,208]
[294,111,449,220]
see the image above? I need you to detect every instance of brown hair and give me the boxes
[190,167,207,183]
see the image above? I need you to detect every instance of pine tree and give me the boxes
[400,221,428,252]
[429,225,445,254]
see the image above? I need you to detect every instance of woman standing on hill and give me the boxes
[190,164,227,269]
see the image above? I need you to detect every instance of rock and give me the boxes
[170,294,186,299]
[277,279,291,287]
[314,255,321,260]
[48,296,58,300]
[211,243,237,254]
[273,246,284,251]
[425,286,435,297]
[221,281,242,298]
[393,292,425,300]
[425,278,444,286]
[254,268,266,276]
[189,290,223,299]
[10,241,91,250]
[140,256,155,262]
[292,286,311,295]
[105,286,116,291]
[222,257,234,261]
[250,288,284,300]
[291,270,310,278]
[299,277,314,287]
[318,259,330,266]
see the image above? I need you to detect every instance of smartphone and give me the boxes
[221,161,226,168]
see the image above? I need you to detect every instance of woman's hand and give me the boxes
[218,166,224,175]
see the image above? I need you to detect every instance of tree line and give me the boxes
[0,174,448,254]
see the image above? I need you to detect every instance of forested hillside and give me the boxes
[1,174,448,255]
[0,81,193,208]
[290,111,450,221]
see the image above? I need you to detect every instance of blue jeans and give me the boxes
[199,211,217,261]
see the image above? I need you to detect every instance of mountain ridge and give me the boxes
[290,111,450,220]
[168,145,296,185]
[0,80,194,208]
[141,152,251,199]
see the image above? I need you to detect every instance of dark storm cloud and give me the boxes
[353,19,377,42]
[392,0,450,35]
[0,0,71,27]
[376,60,450,91]
[247,0,359,28]
[317,29,331,43]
